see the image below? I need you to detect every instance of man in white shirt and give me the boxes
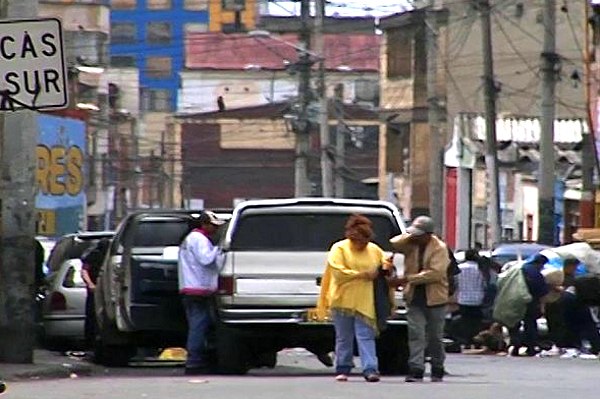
[178,211,225,375]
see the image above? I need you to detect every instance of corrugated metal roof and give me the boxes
[185,32,380,72]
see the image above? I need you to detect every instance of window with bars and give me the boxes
[147,22,171,44]
[141,88,172,112]
[112,22,136,44]
[146,56,172,78]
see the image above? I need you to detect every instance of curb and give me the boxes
[1,361,93,382]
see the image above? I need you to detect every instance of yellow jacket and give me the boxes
[390,233,449,307]
[316,239,392,330]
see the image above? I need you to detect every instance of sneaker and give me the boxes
[431,367,444,382]
[364,373,380,383]
[509,346,520,357]
[405,375,424,383]
[335,374,348,382]
[560,348,580,358]
[539,345,561,357]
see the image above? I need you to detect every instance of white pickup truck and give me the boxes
[214,198,409,374]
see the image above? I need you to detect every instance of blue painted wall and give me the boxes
[110,0,209,111]
[36,115,87,237]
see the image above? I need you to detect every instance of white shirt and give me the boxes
[178,229,224,295]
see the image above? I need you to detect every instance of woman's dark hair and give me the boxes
[344,214,374,242]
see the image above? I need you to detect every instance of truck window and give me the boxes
[132,220,191,247]
[231,213,400,251]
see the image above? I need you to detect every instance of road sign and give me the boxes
[0,18,68,111]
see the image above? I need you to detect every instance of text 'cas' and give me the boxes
[0,18,68,111]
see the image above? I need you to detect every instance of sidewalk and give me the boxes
[0,350,94,382]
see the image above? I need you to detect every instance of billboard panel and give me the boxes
[36,114,86,236]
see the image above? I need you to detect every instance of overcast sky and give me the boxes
[265,0,413,17]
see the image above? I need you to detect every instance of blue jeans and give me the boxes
[182,295,214,369]
[332,310,378,376]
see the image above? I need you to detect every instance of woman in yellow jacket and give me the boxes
[317,214,392,383]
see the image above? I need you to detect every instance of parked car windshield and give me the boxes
[230,213,401,251]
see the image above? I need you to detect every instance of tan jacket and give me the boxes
[390,233,450,307]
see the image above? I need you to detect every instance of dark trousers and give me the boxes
[545,298,569,348]
[563,292,600,354]
[455,305,484,346]
[84,289,96,348]
[509,300,540,353]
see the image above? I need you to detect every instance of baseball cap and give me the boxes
[198,211,226,226]
[406,215,434,236]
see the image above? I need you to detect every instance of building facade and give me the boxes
[380,1,593,248]
[175,102,380,208]
[110,0,210,113]
[38,0,111,232]
[180,32,381,114]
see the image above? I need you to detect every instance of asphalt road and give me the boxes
[4,351,598,399]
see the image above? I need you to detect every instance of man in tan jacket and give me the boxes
[389,215,450,382]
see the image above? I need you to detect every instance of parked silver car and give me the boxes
[41,258,87,347]
[40,231,115,348]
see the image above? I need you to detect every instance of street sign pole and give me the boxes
[0,1,68,363]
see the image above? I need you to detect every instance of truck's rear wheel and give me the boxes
[216,326,250,375]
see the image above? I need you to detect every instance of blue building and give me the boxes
[110,0,210,112]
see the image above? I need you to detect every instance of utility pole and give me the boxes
[538,0,557,245]
[334,84,345,197]
[580,1,596,229]
[426,0,443,235]
[315,0,333,197]
[0,0,39,363]
[159,130,166,208]
[476,0,501,247]
[294,0,312,197]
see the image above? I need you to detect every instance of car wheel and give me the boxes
[253,351,277,368]
[377,326,409,375]
[93,311,134,367]
[215,326,250,375]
